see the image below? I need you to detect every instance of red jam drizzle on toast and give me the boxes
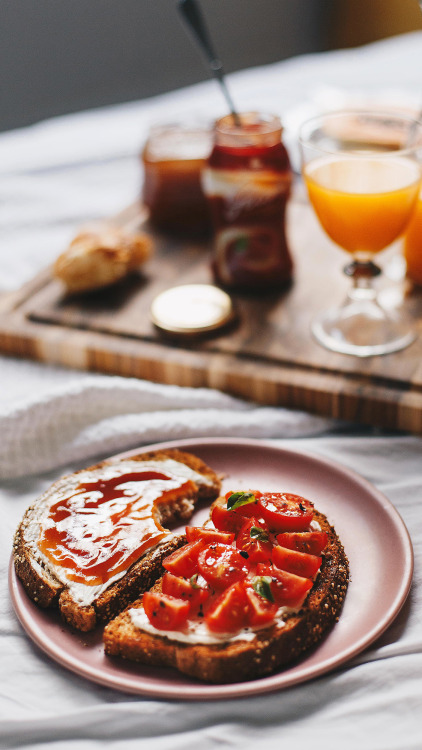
[139,491,328,639]
[38,469,196,586]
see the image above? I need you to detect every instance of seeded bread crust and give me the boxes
[103,509,349,683]
[13,449,221,632]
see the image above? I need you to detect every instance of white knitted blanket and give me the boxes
[0,374,334,478]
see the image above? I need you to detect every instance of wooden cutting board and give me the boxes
[2,185,422,434]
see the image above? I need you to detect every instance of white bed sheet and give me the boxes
[1,31,422,750]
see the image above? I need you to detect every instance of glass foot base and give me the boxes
[311,301,416,357]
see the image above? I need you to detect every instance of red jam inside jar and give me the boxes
[38,468,195,586]
[202,112,293,291]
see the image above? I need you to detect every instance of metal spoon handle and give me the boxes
[178,0,241,126]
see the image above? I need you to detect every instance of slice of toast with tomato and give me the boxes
[103,491,349,683]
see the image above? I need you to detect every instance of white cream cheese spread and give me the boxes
[23,458,213,607]
[128,604,291,645]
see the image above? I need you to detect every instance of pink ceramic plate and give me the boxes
[9,437,413,700]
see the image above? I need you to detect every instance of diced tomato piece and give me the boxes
[161,571,193,599]
[211,504,246,534]
[143,592,190,631]
[198,543,249,589]
[276,531,328,556]
[162,540,204,578]
[256,563,313,607]
[205,581,250,633]
[185,526,235,545]
[272,545,322,578]
[243,582,278,626]
[258,492,314,532]
[236,517,273,564]
[161,571,211,617]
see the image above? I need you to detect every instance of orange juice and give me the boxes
[404,191,422,284]
[304,156,420,255]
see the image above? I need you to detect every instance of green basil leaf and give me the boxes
[252,576,275,603]
[190,574,200,589]
[250,526,269,543]
[226,491,257,511]
[234,236,249,254]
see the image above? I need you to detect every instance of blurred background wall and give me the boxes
[326,0,422,48]
[1,0,421,133]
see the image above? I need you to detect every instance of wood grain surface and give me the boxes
[1,186,422,434]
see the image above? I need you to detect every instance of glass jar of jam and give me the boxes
[202,112,293,291]
[141,123,212,236]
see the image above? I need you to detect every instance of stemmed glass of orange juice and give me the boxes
[299,110,422,356]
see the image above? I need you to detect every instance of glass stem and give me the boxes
[344,260,381,303]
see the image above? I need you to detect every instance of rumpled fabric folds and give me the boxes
[0,375,334,479]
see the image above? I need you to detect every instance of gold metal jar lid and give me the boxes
[150,284,234,335]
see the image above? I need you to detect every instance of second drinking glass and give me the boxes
[300,110,422,357]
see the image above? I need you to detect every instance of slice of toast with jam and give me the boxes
[13,449,221,632]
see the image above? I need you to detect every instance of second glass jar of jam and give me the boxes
[142,123,212,236]
[202,112,293,291]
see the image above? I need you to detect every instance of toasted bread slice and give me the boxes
[14,449,221,632]
[103,508,348,683]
